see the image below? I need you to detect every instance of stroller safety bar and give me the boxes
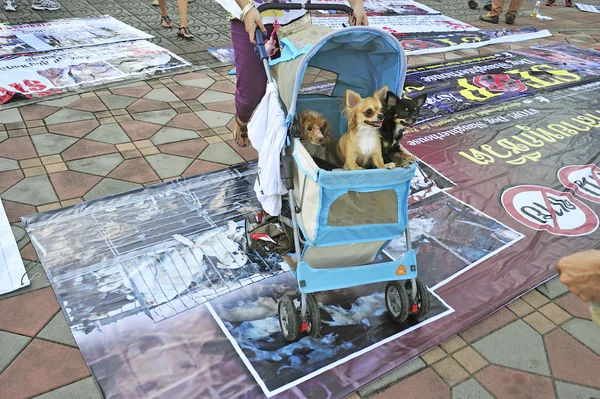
[256,2,353,15]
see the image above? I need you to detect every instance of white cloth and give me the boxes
[214,0,308,25]
[248,82,288,216]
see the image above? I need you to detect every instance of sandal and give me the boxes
[234,116,249,148]
[161,15,172,29]
[177,26,194,40]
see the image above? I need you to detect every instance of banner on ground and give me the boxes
[0,16,153,56]
[0,40,190,104]
[576,3,600,12]
[402,43,600,123]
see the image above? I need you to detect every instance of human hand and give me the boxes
[243,7,267,44]
[349,4,368,26]
[556,249,600,302]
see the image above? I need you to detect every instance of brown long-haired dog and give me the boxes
[337,86,396,170]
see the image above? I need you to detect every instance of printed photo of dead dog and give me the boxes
[385,191,522,288]
[209,272,451,393]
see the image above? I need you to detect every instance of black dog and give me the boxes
[380,92,427,164]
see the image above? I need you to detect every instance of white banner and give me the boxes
[0,16,153,56]
[0,199,29,296]
[0,40,190,104]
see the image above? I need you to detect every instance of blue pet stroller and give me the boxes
[252,1,430,341]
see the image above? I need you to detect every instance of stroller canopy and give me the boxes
[271,26,407,122]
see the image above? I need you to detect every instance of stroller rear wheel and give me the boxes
[407,278,430,321]
[385,281,410,323]
[279,293,301,342]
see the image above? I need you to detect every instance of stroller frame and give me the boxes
[253,1,430,341]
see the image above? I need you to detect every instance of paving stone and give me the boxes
[198,90,235,103]
[169,85,205,100]
[108,158,160,184]
[0,338,90,399]
[33,377,103,399]
[556,294,592,320]
[0,330,31,373]
[555,381,600,399]
[173,72,211,82]
[37,311,77,347]
[11,224,26,242]
[205,100,235,114]
[146,154,193,179]
[167,113,208,130]
[61,140,117,162]
[523,312,556,334]
[537,275,569,299]
[32,134,78,157]
[44,109,95,125]
[440,335,467,354]
[158,138,208,159]
[119,120,162,141]
[0,157,19,172]
[452,378,494,399]
[151,126,199,145]
[47,120,100,138]
[0,137,37,160]
[110,84,152,98]
[67,153,124,176]
[358,358,426,397]
[561,318,600,355]
[198,142,244,165]
[45,163,68,174]
[179,77,215,88]
[432,357,470,386]
[24,166,46,177]
[0,287,60,336]
[452,346,488,373]
[86,124,131,144]
[421,345,447,365]
[20,242,39,260]
[182,160,227,177]
[132,109,177,125]
[538,303,571,325]
[0,108,23,124]
[67,97,107,112]
[506,298,535,317]
[2,200,36,223]
[40,155,63,165]
[39,95,80,108]
[545,328,600,388]
[127,99,172,114]
[83,178,142,201]
[19,105,59,121]
[0,132,7,143]
[2,175,59,206]
[372,368,450,399]
[209,80,236,94]
[98,93,138,110]
[472,320,550,376]
[49,171,102,201]
[144,87,180,103]
[0,170,24,195]
[521,290,550,309]
[475,366,555,399]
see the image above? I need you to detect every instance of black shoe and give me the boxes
[546,0,556,6]
[484,4,492,11]
[468,0,479,9]
[479,14,499,23]
[506,13,516,24]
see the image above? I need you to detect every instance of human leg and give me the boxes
[159,0,172,28]
[506,0,524,22]
[176,0,194,39]
[480,0,503,22]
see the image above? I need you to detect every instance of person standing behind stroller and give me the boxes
[479,0,523,24]
[224,0,369,148]
[468,0,492,11]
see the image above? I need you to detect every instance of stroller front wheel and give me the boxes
[279,293,301,342]
[306,293,321,338]
[385,281,410,323]
[407,279,430,321]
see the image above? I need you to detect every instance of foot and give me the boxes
[479,14,499,23]
[234,116,250,148]
[468,0,478,9]
[152,0,159,5]
[564,0,572,6]
[384,162,396,170]
[177,26,194,40]
[546,0,556,6]
[161,15,172,29]
[484,4,492,10]
[32,0,60,10]
[506,13,515,24]
[3,0,16,11]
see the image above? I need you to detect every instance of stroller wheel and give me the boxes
[306,293,321,338]
[279,293,301,342]
[407,279,430,321]
[385,281,410,323]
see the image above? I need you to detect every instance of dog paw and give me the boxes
[385,162,396,169]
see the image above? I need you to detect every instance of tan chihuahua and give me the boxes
[337,86,396,170]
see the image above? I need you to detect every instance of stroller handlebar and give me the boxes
[256,2,353,16]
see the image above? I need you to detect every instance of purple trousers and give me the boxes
[231,20,275,123]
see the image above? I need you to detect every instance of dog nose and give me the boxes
[377,114,384,121]
[318,136,324,143]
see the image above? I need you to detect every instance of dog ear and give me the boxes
[346,90,362,108]
[322,120,331,145]
[412,93,428,109]
[385,91,397,108]
[374,86,389,103]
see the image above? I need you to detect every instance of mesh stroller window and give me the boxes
[327,190,398,227]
